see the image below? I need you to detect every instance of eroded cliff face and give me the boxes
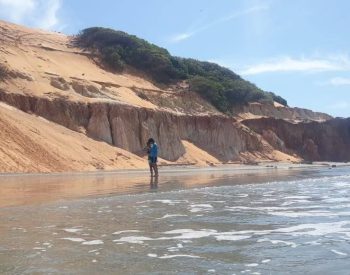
[0,89,269,162]
[235,102,332,122]
[1,20,348,172]
[0,101,148,173]
[243,118,350,161]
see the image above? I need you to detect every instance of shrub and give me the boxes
[76,27,288,112]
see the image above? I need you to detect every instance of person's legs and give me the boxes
[152,157,158,176]
[154,163,158,176]
[149,157,158,177]
[149,163,153,176]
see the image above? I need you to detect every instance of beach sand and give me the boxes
[1,162,347,208]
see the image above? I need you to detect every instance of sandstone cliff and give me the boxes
[0,20,347,173]
[243,118,350,161]
[234,102,332,122]
[0,89,270,162]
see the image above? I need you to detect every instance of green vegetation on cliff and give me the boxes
[77,27,287,112]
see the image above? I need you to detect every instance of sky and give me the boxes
[0,0,349,117]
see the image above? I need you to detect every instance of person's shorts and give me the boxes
[148,156,157,164]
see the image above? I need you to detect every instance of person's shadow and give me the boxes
[150,176,158,190]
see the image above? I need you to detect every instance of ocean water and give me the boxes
[0,167,350,274]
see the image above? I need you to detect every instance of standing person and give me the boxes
[147,138,158,177]
[145,140,152,175]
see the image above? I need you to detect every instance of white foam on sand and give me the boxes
[157,214,188,219]
[147,253,200,259]
[257,238,298,248]
[237,220,350,238]
[329,203,350,210]
[167,247,180,252]
[147,199,187,205]
[267,211,335,218]
[113,229,219,243]
[33,247,46,250]
[158,254,201,259]
[61,237,86,242]
[112,220,350,245]
[284,196,311,200]
[332,181,350,188]
[331,249,348,256]
[88,249,101,253]
[245,263,259,267]
[113,236,153,244]
[161,229,217,239]
[64,228,82,233]
[235,194,249,198]
[226,204,350,219]
[215,235,251,241]
[281,200,310,206]
[324,198,350,203]
[273,221,350,237]
[304,240,322,246]
[82,240,104,245]
[225,206,296,212]
[112,230,141,235]
[161,229,252,242]
[189,204,213,213]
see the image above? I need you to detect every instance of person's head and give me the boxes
[147,138,155,145]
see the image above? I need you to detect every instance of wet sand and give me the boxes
[0,163,344,208]
[0,166,349,274]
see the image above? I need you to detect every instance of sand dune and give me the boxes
[0,102,147,173]
[0,20,335,173]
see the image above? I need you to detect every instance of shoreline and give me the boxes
[0,163,349,208]
[1,161,349,179]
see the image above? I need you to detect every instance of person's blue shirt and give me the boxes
[150,143,158,157]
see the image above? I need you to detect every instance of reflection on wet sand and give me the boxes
[150,176,158,190]
[0,168,315,207]
[0,168,349,274]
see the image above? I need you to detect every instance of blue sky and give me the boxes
[1,0,349,117]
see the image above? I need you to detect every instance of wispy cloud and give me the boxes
[169,4,269,43]
[239,55,350,76]
[35,0,61,30]
[326,77,350,86]
[171,32,195,43]
[0,0,62,30]
[0,0,36,22]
